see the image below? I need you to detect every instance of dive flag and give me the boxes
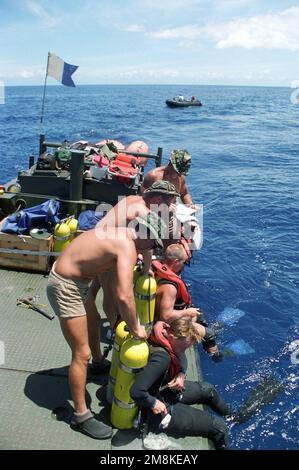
[47,53,78,87]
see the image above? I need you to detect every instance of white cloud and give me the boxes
[0,66,44,80]
[148,6,299,50]
[208,6,299,50]
[122,24,145,33]
[72,60,283,85]
[24,0,62,28]
[1,59,295,85]
[150,24,200,40]
[136,0,201,12]
[20,68,43,79]
[118,67,179,79]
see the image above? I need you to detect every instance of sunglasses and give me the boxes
[177,258,190,267]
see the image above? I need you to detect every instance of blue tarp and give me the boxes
[1,199,60,235]
[78,210,104,230]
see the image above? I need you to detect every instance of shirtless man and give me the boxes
[47,213,165,439]
[86,181,179,373]
[141,149,196,208]
[97,180,178,253]
[141,150,199,250]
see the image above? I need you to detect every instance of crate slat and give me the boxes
[0,231,53,272]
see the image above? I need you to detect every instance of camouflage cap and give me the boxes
[143,180,180,197]
[135,211,168,248]
[170,149,192,175]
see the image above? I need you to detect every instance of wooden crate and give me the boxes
[0,231,53,272]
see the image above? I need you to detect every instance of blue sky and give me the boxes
[1,0,299,86]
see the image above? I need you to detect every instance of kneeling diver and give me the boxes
[130,319,230,450]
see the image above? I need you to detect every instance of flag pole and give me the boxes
[39,52,50,153]
[40,52,50,125]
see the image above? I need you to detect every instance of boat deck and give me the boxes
[0,268,210,450]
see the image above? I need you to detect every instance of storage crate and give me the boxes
[0,231,53,272]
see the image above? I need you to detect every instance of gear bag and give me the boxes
[1,199,60,235]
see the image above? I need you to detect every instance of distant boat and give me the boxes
[166,96,202,108]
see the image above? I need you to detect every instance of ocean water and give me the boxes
[0,84,298,449]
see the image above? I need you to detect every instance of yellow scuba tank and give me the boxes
[54,222,70,252]
[66,217,78,242]
[106,321,130,404]
[111,337,149,429]
[133,263,142,287]
[134,274,157,332]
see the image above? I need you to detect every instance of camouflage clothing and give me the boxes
[135,211,168,248]
[144,180,179,196]
[170,150,192,176]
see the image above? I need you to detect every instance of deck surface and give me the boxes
[0,268,210,450]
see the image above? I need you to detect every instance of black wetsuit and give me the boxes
[130,346,229,449]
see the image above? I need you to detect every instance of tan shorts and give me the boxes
[47,266,90,319]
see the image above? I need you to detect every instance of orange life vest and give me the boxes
[152,260,192,308]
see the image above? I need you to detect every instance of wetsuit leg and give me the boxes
[180,380,230,416]
[167,402,228,449]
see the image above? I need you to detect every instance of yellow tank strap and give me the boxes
[108,376,116,386]
[54,235,69,241]
[113,397,136,409]
[113,343,121,352]
[119,362,144,374]
[134,292,156,301]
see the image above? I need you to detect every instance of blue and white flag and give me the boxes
[47,53,78,87]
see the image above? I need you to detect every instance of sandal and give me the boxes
[71,414,112,439]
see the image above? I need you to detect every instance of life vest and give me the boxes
[149,321,181,380]
[152,260,192,309]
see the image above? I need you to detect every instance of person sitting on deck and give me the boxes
[47,213,165,440]
[153,243,223,362]
[178,95,185,102]
[130,318,229,450]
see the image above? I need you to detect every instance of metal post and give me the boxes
[39,134,46,156]
[70,150,84,202]
[40,52,50,129]
[156,147,163,167]
[29,155,35,169]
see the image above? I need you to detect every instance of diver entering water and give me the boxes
[130,319,230,450]
[153,244,223,361]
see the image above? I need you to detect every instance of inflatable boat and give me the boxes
[166,97,202,108]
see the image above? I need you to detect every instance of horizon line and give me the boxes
[3,83,291,89]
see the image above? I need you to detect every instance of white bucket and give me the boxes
[90,165,108,180]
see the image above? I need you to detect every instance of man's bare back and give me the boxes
[142,166,183,195]
[98,195,149,230]
[54,227,137,282]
